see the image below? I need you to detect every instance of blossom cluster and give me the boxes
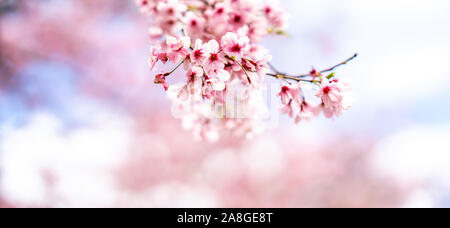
[137,0,354,141]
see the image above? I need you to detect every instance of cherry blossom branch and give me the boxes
[267,62,282,75]
[312,53,358,76]
[137,0,357,140]
[266,73,315,83]
[268,54,358,80]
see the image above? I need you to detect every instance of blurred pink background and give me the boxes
[1,0,449,208]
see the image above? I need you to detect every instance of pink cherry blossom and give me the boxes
[187,66,204,100]
[315,79,353,119]
[148,46,159,70]
[280,100,298,118]
[190,39,207,65]
[262,0,288,31]
[243,55,272,79]
[278,83,301,105]
[166,36,191,63]
[184,12,206,40]
[168,84,189,103]
[154,73,169,91]
[295,100,320,123]
[228,12,248,30]
[136,0,151,12]
[221,32,249,59]
[203,40,225,73]
[316,79,343,108]
[206,69,230,91]
[156,0,187,18]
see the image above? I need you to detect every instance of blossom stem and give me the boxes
[167,59,186,75]
[229,56,252,84]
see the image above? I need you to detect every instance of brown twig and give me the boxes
[293,53,358,78]
[266,73,315,83]
[265,53,358,83]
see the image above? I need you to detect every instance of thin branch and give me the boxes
[318,53,358,74]
[293,53,358,78]
[226,55,253,84]
[234,59,252,84]
[167,59,186,75]
[268,62,282,74]
[266,73,315,83]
